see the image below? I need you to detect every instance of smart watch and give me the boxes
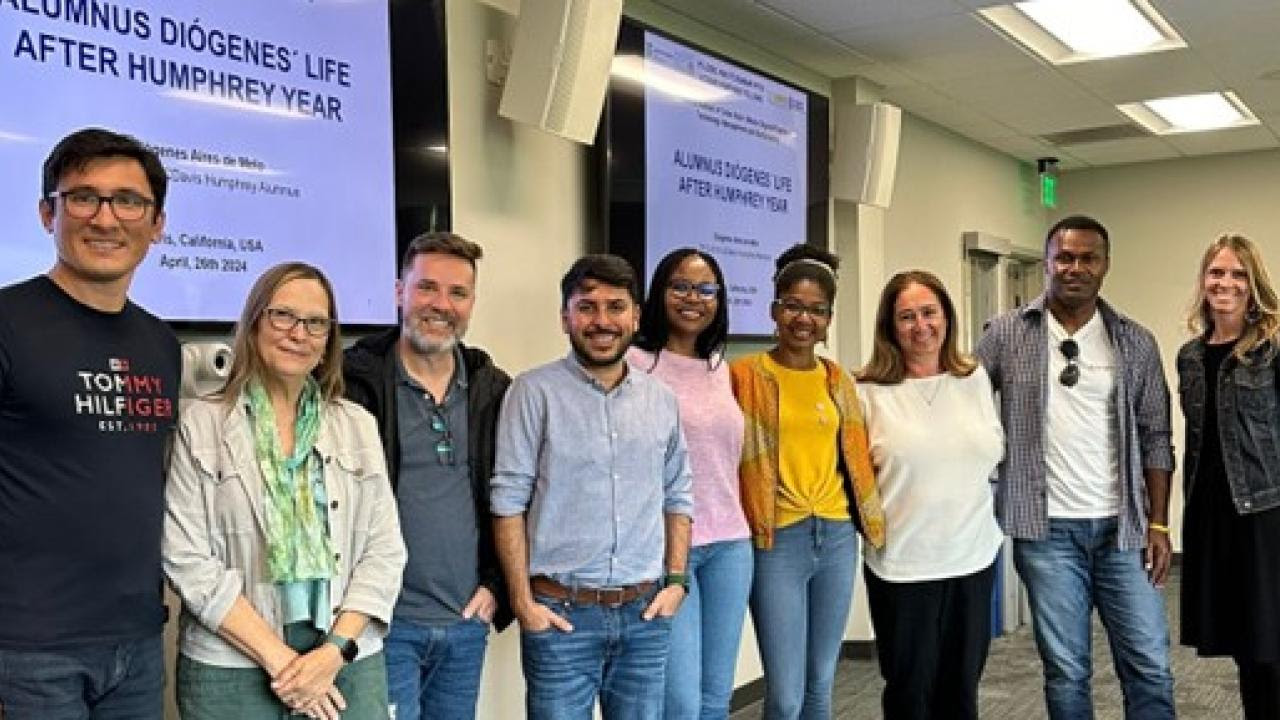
[324,632,358,664]
[663,572,690,594]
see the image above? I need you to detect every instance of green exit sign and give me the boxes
[1040,174,1058,209]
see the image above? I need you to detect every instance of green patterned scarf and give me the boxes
[247,377,336,584]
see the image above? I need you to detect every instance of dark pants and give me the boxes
[0,634,164,720]
[177,623,388,720]
[865,561,996,720]
[1236,659,1280,720]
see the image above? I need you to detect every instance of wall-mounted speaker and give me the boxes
[498,0,623,144]
[831,102,901,207]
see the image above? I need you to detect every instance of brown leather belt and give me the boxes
[530,576,656,607]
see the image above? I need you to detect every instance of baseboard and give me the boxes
[729,676,764,712]
[841,639,876,660]
[729,640,876,711]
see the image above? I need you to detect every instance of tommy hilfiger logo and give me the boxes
[73,358,173,433]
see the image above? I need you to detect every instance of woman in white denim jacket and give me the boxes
[164,262,406,720]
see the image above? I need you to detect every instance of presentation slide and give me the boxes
[643,30,808,336]
[0,0,397,324]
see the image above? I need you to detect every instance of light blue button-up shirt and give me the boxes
[491,354,694,588]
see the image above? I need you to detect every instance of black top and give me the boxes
[1181,340,1280,662]
[0,276,179,649]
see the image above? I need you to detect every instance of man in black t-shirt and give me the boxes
[0,129,179,720]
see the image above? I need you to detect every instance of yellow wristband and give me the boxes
[1148,523,1170,534]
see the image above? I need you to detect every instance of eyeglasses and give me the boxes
[263,307,333,338]
[772,298,832,319]
[429,409,455,466]
[1058,338,1080,387]
[668,280,720,301]
[48,188,155,222]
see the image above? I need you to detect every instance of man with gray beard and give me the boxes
[344,232,511,720]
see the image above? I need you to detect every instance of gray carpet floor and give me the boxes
[731,566,1245,719]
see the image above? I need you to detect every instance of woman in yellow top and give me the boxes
[730,243,885,720]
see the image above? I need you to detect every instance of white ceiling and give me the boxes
[644,0,1280,168]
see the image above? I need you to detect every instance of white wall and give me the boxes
[881,114,1046,309]
[1056,148,1280,547]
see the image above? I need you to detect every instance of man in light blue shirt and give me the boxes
[492,254,693,720]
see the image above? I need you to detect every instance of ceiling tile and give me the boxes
[1157,0,1280,47]
[757,0,963,33]
[1162,125,1280,156]
[768,32,878,76]
[648,0,809,41]
[1059,137,1182,165]
[976,135,1067,162]
[831,13,1044,81]
[937,69,1123,135]
[1188,39,1280,83]
[1223,79,1280,117]
[1057,50,1224,104]
[881,87,1022,139]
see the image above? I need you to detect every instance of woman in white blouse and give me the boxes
[856,270,1004,720]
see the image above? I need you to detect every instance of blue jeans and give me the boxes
[665,539,753,720]
[520,589,673,720]
[0,634,164,720]
[751,517,858,720]
[385,616,489,720]
[1014,517,1175,720]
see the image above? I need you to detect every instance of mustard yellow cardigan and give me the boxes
[729,352,886,551]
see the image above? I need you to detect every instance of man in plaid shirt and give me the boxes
[976,215,1175,720]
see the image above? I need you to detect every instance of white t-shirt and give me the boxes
[1044,310,1120,518]
[858,367,1005,582]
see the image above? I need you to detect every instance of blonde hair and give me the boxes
[859,270,976,384]
[219,262,345,404]
[1186,233,1280,361]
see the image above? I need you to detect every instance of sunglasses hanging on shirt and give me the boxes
[429,408,455,465]
[1058,338,1080,388]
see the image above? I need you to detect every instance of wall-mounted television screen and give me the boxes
[600,18,829,338]
[0,0,448,327]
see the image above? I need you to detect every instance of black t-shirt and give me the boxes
[0,276,180,649]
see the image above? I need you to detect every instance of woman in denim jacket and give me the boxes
[164,263,406,720]
[1177,234,1280,719]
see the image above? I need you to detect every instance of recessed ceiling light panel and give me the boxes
[978,0,1186,65]
[1117,91,1259,134]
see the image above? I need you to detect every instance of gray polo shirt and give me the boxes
[393,349,478,625]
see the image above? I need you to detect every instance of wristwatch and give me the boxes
[324,633,358,664]
[663,572,690,594]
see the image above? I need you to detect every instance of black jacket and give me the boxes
[343,328,513,630]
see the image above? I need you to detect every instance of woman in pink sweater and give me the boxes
[628,248,750,720]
